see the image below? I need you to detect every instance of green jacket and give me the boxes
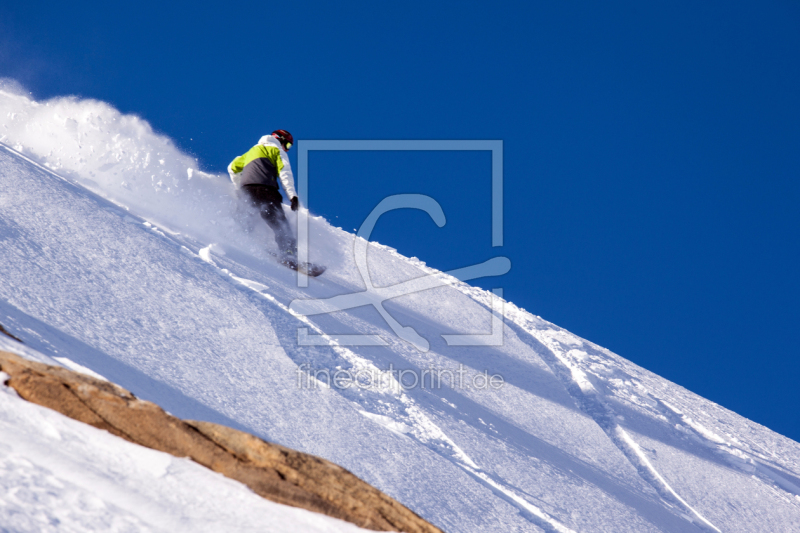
[228,135,297,198]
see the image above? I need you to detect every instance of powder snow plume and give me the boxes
[0,79,252,243]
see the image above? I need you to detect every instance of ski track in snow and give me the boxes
[654,399,800,497]
[401,252,800,526]
[347,245,715,532]
[508,324,720,532]
[196,243,576,533]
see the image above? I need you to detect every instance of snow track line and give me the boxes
[514,324,720,532]
[474,320,718,530]
[365,249,722,532]
[194,245,577,533]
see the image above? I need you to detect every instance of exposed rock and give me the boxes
[0,350,444,533]
[0,323,22,343]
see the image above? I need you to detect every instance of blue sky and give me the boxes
[2,1,799,440]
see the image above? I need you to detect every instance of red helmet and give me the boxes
[272,129,294,151]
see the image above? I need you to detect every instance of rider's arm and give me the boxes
[275,150,297,199]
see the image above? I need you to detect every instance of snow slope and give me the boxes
[2,85,800,532]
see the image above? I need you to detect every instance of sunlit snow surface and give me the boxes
[2,85,800,532]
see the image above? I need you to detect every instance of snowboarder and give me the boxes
[228,131,326,277]
[228,130,299,260]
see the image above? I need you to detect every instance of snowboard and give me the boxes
[272,253,326,277]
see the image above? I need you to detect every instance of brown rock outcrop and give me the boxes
[0,350,443,533]
[0,323,22,343]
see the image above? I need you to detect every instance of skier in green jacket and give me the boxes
[228,130,299,261]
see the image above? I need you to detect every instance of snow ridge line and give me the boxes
[194,245,577,533]
[369,245,721,532]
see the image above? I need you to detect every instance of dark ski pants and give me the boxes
[242,184,297,257]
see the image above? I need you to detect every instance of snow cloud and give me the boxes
[0,81,278,255]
